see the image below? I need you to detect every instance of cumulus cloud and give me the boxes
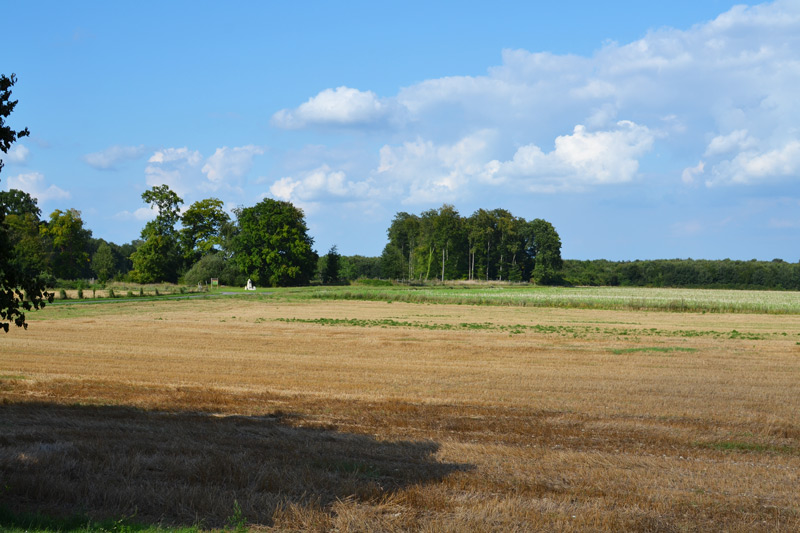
[269,165,375,204]
[144,148,204,196]
[274,0,800,202]
[272,86,395,129]
[6,172,70,203]
[4,144,30,164]
[706,140,800,186]
[376,130,496,203]
[484,121,654,192]
[84,145,146,170]
[202,145,264,184]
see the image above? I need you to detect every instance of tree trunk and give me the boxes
[441,247,446,282]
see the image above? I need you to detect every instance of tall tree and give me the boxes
[232,198,317,287]
[386,212,419,280]
[180,197,230,267]
[130,185,183,283]
[0,189,41,219]
[41,209,92,280]
[527,218,563,284]
[0,73,51,331]
[92,242,116,282]
[321,245,341,284]
[2,189,46,277]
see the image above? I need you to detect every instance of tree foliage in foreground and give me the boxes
[233,198,317,287]
[0,73,51,331]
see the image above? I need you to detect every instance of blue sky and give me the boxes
[3,0,799,261]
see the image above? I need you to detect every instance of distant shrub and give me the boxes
[108,289,115,298]
[184,253,244,287]
[59,289,68,300]
[127,291,134,298]
[77,289,83,299]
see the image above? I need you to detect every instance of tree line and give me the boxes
[562,258,800,290]
[379,205,563,284]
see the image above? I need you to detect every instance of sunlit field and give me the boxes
[2,287,799,531]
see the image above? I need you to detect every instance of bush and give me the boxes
[184,253,244,286]
[59,289,68,300]
[77,289,83,299]
[108,289,115,298]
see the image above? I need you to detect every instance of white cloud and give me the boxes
[272,86,393,129]
[6,172,70,203]
[706,140,800,186]
[144,148,203,196]
[114,206,156,222]
[704,130,757,157]
[681,161,705,185]
[5,144,30,164]
[269,165,375,204]
[148,147,202,165]
[84,145,146,170]
[484,121,654,191]
[273,0,800,200]
[376,130,496,203]
[201,145,264,183]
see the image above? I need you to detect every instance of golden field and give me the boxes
[1,293,799,531]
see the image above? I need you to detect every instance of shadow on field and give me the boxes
[0,402,472,529]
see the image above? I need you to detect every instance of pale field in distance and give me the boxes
[1,294,799,531]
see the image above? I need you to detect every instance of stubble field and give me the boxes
[1,289,799,531]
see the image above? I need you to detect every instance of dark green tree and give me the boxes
[130,185,183,283]
[321,245,341,284]
[232,198,317,287]
[380,244,405,279]
[0,189,41,219]
[527,218,563,284]
[0,73,51,331]
[386,212,419,280]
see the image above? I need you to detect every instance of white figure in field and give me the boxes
[246,278,256,291]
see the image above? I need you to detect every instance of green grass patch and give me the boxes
[274,317,773,342]
[0,374,27,380]
[0,505,201,532]
[609,347,699,355]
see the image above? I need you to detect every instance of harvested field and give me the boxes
[1,294,799,531]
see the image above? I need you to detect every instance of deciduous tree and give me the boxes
[232,198,317,287]
[130,185,183,283]
[41,208,92,280]
[0,73,51,331]
[180,197,230,267]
